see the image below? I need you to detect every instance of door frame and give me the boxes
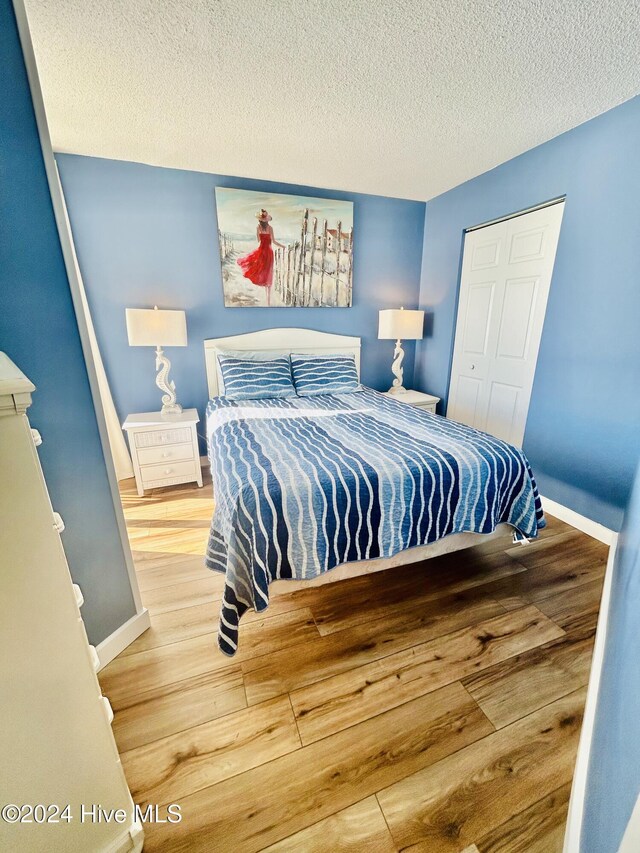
[12,0,148,663]
[443,195,567,422]
[465,195,566,233]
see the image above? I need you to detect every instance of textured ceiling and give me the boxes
[24,0,640,200]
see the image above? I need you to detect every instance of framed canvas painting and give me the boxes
[215,187,354,307]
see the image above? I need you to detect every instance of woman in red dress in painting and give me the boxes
[237,209,285,306]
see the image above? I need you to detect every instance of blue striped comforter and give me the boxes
[206,388,544,655]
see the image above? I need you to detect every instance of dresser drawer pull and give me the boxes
[72,583,84,608]
[31,428,42,447]
[53,511,65,533]
[89,645,100,671]
[102,696,114,725]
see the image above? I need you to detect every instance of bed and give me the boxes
[203,329,544,655]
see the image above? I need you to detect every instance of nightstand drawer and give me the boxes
[418,402,437,414]
[138,441,194,466]
[141,459,198,486]
[135,427,192,448]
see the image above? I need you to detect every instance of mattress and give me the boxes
[205,388,544,655]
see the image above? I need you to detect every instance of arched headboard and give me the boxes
[203,328,361,398]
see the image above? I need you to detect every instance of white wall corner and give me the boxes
[618,793,640,853]
[96,609,150,671]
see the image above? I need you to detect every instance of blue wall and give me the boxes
[416,97,640,529]
[582,460,640,852]
[56,154,426,450]
[0,0,136,644]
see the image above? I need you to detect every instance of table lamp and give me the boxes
[378,307,424,394]
[126,306,187,415]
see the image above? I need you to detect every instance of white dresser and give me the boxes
[383,389,441,413]
[0,353,143,853]
[123,409,203,496]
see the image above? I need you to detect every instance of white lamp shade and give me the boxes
[378,308,424,341]
[126,308,187,347]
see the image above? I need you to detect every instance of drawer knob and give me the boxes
[162,451,170,458]
[72,583,84,608]
[164,467,173,475]
[89,645,100,671]
[102,695,114,725]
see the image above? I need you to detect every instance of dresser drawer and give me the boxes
[138,441,194,466]
[135,427,192,448]
[141,459,198,487]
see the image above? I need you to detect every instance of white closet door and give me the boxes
[447,201,565,446]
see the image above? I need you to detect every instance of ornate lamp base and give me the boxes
[387,339,407,394]
[155,346,183,416]
[160,402,183,416]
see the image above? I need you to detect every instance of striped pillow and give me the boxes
[216,348,288,395]
[291,353,360,396]
[217,355,295,400]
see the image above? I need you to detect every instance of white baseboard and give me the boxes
[563,532,619,852]
[546,494,618,850]
[541,495,617,546]
[96,609,151,670]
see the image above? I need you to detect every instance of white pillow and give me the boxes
[215,349,289,395]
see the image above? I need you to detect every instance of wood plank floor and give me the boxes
[100,469,608,852]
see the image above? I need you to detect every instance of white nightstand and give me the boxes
[123,409,203,496]
[383,390,441,414]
